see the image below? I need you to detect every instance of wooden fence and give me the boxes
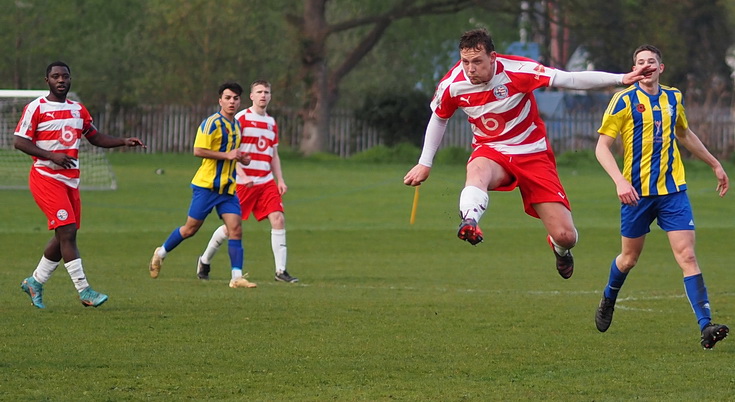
[92,105,735,159]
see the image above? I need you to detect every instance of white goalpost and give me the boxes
[0,90,117,190]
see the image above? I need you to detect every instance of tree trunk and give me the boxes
[300,77,331,155]
[293,0,480,156]
[298,0,329,155]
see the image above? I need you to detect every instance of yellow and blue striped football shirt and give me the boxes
[598,83,689,196]
[191,112,242,195]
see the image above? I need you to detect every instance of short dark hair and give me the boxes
[250,80,271,90]
[218,82,243,97]
[459,29,495,53]
[46,61,70,77]
[633,45,662,63]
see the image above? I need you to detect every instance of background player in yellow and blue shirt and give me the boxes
[594,45,729,349]
[149,82,257,289]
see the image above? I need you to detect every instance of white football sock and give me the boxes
[202,225,228,264]
[33,256,60,284]
[459,186,489,223]
[271,229,287,273]
[231,268,243,280]
[64,259,90,292]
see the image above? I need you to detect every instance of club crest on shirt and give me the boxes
[493,85,509,100]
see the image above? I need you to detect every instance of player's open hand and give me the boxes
[403,164,431,186]
[622,64,657,85]
[125,137,146,148]
[278,182,287,195]
[616,180,640,206]
[714,166,728,197]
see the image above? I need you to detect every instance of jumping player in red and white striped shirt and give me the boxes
[197,80,298,283]
[15,61,145,308]
[403,29,653,279]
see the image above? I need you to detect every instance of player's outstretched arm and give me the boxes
[87,125,146,149]
[552,63,657,90]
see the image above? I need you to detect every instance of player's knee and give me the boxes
[180,226,199,238]
[552,228,577,249]
[55,224,78,242]
[618,255,638,271]
[270,213,285,229]
[227,225,242,239]
[677,250,697,267]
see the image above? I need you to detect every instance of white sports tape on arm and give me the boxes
[552,70,624,90]
[417,113,449,167]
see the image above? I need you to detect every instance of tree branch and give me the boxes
[330,18,392,86]
[329,0,490,86]
[328,0,476,34]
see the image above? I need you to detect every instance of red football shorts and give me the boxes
[236,180,284,221]
[29,168,81,230]
[469,145,571,218]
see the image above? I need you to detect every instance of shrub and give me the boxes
[350,143,420,163]
[355,89,431,147]
[435,146,470,165]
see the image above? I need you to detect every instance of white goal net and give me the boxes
[0,90,117,190]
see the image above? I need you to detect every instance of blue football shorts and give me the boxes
[188,185,241,221]
[620,190,694,238]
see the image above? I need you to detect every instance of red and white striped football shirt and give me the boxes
[235,107,279,185]
[432,54,558,155]
[14,96,97,188]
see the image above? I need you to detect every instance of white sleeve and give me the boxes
[417,113,448,167]
[551,70,624,90]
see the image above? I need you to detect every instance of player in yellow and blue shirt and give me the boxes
[148,82,257,289]
[594,45,730,349]
[191,110,241,195]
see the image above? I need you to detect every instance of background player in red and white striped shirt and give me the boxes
[15,61,145,309]
[198,80,298,283]
[403,29,653,279]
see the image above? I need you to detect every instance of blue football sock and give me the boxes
[683,274,711,331]
[163,227,185,252]
[228,239,243,270]
[603,259,628,300]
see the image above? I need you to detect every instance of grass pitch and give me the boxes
[1,152,733,400]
